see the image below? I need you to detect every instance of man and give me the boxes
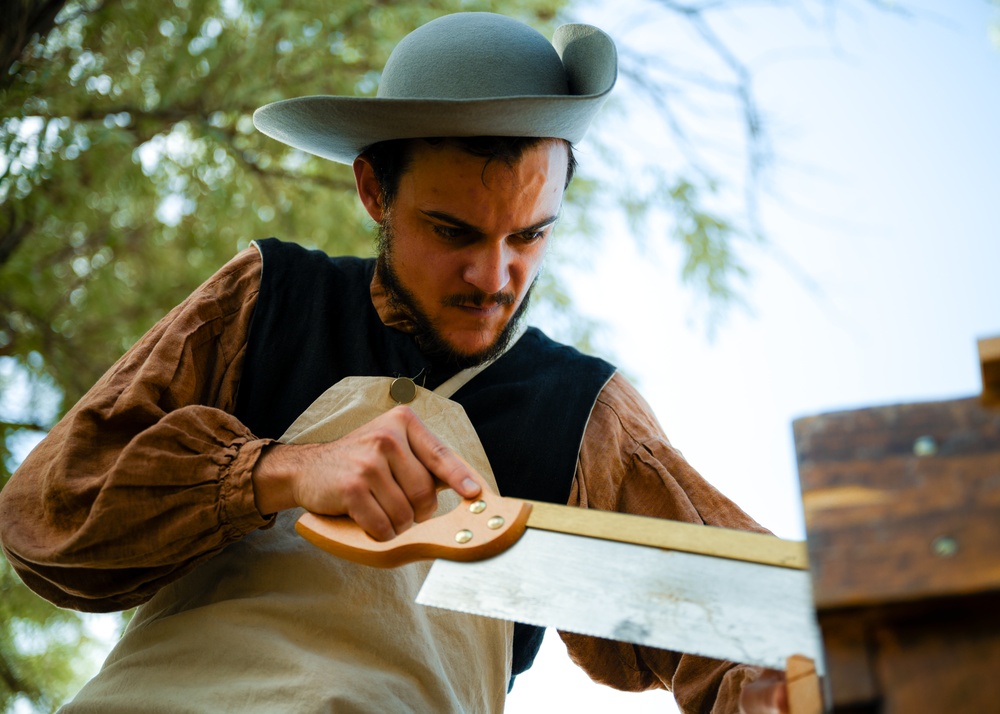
[0,12,787,713]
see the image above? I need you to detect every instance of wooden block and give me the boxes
[786,655,823,714]
[794,397,1000,608]
[816,612,878,708]
[872,596,1000,713]
[981,335,1000,405]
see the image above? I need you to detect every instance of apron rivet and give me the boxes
[389,377,417,404]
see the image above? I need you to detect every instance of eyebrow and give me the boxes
[421,210,560,236]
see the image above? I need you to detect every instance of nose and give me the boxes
[463,241,511,295]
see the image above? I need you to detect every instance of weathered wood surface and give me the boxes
[814,596,1000,712]
[795,396,1000,609]
[793,339,1000,712]
[870,596,1000,714]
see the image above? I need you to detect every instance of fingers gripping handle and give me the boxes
[295,482,533,568]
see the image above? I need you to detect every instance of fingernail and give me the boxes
[462,477,480,494]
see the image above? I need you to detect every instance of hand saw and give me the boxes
[295,478,824,676]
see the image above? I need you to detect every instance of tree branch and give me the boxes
[0,419,51,433]
[1,0,70,88]
[0,652,42,703]
[0,203,33,268]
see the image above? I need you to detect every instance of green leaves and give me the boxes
[0,1,566,705]
[668,178,751,314]
[0,558,100,712]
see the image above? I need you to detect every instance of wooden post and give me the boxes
[980,335,1000,405]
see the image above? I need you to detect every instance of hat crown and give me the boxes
[377,13,570,100]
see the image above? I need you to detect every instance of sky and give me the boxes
[505,1,1000,711]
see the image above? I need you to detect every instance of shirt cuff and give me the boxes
[221,437,278,534]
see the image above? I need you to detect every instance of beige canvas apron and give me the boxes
[64,376,513,714]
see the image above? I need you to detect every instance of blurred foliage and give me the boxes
[0,0,571,709]
[1,0,566,411]
[992,0,1000,48]
[0,0,908,710]
[0,558,93,711]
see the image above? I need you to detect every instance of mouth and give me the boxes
[455,301,504,313]
[445,293,515,319]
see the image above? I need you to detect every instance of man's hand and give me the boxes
[739,669,789,714]
[251,405,482,540]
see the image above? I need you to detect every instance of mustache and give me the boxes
[442,291,516,309]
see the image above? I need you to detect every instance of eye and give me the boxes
[518,229,547,244]
[432,224,467,242]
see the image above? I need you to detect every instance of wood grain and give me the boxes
[795,396,1000,608]
[786,654,823,714]
[794,378,1000,713]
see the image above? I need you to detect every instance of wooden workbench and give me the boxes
[793,337,1000,712]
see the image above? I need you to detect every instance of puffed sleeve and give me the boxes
[560,372,769,713]
[0,247,274,613]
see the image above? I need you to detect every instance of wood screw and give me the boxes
[932,536,958,558]
[913,435,938,456]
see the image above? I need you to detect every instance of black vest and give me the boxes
[234,238,616,684]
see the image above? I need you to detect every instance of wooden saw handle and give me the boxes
[295,471,532,568]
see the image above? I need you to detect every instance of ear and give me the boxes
[353,154,384,222]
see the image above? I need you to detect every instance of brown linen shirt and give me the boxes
[0,246,767,713]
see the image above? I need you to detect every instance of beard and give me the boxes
[376,219,535,370]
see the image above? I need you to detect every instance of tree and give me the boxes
[0,0,577,709]
[1,0,907,709]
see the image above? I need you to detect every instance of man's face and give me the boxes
[366,139,568,366]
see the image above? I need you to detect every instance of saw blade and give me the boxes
[416,528,824,672]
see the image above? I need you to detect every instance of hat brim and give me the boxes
[252,92,613,165]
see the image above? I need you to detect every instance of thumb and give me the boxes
[740,670,788,714]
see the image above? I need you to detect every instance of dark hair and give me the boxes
[362,136,577,209]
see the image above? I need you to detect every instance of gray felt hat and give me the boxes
[252,12,618,165]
